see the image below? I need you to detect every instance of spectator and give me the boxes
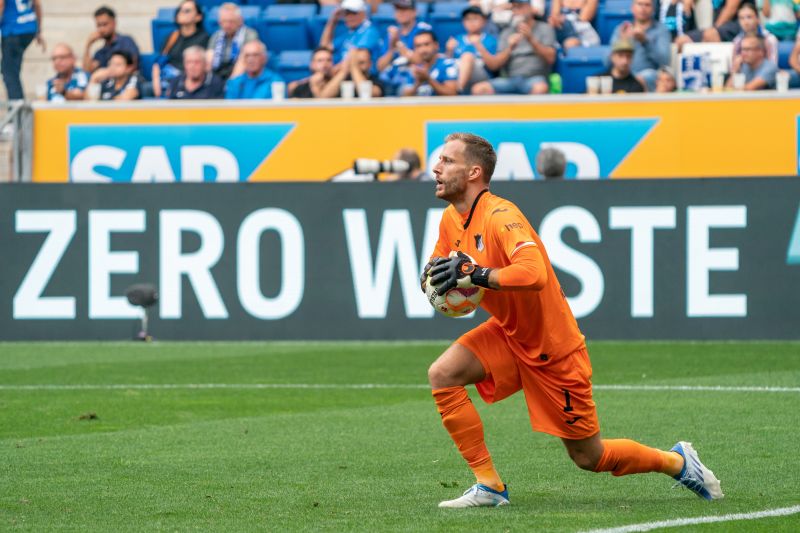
[290,47,336,98]
[759,0,800,41]
[88,50,141,101]
[83,6,140,74]
[206,2,259,81]
[384,148,430,180]
[655,66,677,92]
[548,0,601,48]
[600,38,646,93]
[609,0,671,91]
[45,43,89,102]
[1,0,44,100]
[675,0,744,49]
[319,47,385,97]
[658,0,696,39]
[383,30,458,96]
[726,33,778,90]
[471,0,557,95]
[225,41,284,99]
[166,46,224,99]
[536,147,567,179]
[319,0,382,64]
[484,0,547,28]
[376,0,432,72]
[152,0,210,97]
[788,31,800,88]
[731,3,779,64]
[445,6,499,93]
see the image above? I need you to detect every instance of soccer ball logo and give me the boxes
[425,274,485,318]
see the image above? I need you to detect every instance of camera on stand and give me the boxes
[352,158,411,180]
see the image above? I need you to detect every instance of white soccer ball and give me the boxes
[425,275,485,318]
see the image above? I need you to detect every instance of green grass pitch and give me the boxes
[1,341,799,532]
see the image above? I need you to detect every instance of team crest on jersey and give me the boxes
[474,234,484,252]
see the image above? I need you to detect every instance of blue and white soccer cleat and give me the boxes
[670,441,724,500]
[438,483,510,508]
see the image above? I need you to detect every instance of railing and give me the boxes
[0,101,33,182]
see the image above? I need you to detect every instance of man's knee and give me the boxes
[567,448,600,471]
[471,81,494,95]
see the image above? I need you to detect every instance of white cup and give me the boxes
[776,70,790,93]
[711,71,724,92]
[271,81,286,101]
[357,80,373,101]
[600,76,613,95]
[340,80,355,100]
[35,83,48,101]
[733,73,746,90]
[586,76,600,95]
[86,82,101,101]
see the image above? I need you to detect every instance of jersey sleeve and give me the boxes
[488,204,548,290]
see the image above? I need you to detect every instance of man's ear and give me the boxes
[468,165,483,182]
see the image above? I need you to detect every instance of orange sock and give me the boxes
[594,439,682,477]
[433,386,504,491]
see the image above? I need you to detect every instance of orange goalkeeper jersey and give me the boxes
[431,190,585,361]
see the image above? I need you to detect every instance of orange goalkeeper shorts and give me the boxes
[457,320,600,440]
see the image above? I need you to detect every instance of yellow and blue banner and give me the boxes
[32,94,800,182]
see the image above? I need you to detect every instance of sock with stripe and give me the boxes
[594,438,684,477]
[433,386,504,492]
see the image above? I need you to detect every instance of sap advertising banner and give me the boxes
[1,179,799,340]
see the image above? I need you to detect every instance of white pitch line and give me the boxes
[580,504,800,533]
[0,383,798,392]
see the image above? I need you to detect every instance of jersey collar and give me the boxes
[462,189,489,230]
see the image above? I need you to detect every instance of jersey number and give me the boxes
[562,390,574,413]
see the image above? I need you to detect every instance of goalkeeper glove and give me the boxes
[428,251,493,293]
[420,256,446,293]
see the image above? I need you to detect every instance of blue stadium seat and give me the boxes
[243,0,279,7]
[430,13,464,46]
[139,53,159,81]
[596,1,632,44]
[557,45,609,93]
[196,0,230,8]
[151,8,177,52]
[430,1,469,16]
[374,2,429,20]
[205,5,261,36]
[258,5,316,53]
[778,40,794,70]
[277,49,313,82]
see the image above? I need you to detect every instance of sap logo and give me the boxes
[68,124,293,183]
[426,119,658,179]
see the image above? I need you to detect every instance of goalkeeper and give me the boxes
[422,133,723,508]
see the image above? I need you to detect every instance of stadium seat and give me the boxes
[778,40,794,70]
[557,45,609,93]
[205,5,261,36]
[243,0,279,7]
[258,5,316,53]
[196,0,230,8]
[151,8,177,53]
[429,3,469,46]
[596,0,632,44]
[139,53,159,82]
[277,49,313,82]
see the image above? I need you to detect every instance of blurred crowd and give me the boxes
[3,0,798,101]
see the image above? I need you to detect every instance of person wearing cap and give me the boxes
[375,0,432,72]
[609,0,670,92]
[600,39,645,93]
[445,6,499,93]
[320,0,382,65]
[725,33,778,90]
[387,30,458,96]
[471,0,557,95]
[675,0,744,51]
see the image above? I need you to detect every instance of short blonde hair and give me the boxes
[445,132,497,182]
